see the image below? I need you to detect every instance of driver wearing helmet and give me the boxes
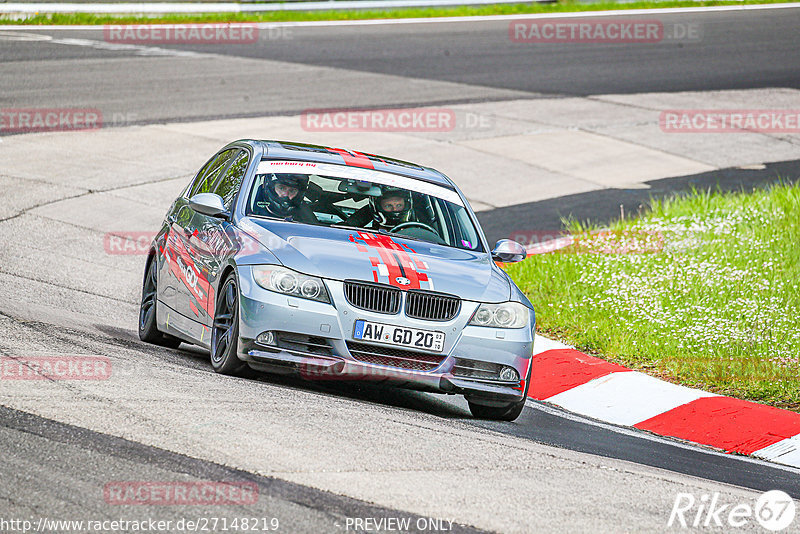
[253,173,316,223]
[369,186,413,231]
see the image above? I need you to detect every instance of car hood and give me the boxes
[238,217,511,302]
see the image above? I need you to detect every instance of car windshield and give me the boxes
[245,160,484,252]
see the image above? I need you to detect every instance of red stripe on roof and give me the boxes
[529,349,631,400]
[634,396,800,455]
[329,148,374,169]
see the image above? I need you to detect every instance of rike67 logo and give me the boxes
[668,490,796,531]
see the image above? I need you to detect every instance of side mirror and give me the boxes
[189,193,227,218]
[491,239,527,263]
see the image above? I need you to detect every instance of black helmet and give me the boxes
[371,186,412,227]
[264,173,309,217]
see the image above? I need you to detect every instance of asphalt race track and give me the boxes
[3,10,800,118]
[1,7,800,533]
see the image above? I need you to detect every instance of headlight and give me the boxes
[252,266,330,303]
[468,302,529,329]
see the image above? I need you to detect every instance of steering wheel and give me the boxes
[390,221,439,234]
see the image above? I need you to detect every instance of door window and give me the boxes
[212,151,249,210]
[189,149,238,197]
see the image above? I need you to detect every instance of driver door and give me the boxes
[169,149,238,335]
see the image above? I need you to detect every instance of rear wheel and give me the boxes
[467,361,532,422]
[139,257,182,349]
[210,273,249,375]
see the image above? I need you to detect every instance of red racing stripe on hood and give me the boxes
[356,232,425,289]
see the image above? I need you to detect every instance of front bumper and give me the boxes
[236,267,534,402]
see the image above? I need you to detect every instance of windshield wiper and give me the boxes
[376,228,429,244]
[330,223,365,232]
[248,214,283,222]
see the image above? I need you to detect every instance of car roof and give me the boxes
[240,140,455,190]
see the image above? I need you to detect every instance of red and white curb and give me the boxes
[529,336,800,469]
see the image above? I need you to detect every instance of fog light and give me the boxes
[257,331,276,346]
[499,366,519,382]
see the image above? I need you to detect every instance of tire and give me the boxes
[467,360,532,422]
[210,273,248,375]
[139,257,182,349]
[468,398,526,421]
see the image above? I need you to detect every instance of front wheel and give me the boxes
[139,257,181,349]
[468,398,526,421]
[467,361,531,421]
[210,273,248,375]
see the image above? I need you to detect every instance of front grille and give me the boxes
[276,332,333,357]
[344,281,401,315]
[405,291,460,321]
[346,341,445,372]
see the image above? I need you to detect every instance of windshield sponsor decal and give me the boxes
[256,160,463,205]
[350,232,433,290]
[264,160,318,168]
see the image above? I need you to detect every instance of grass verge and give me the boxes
[1,0,792,25]
[505,183,800,411]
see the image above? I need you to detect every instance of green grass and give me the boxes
[1,0,791,25]
[506,183,800,411]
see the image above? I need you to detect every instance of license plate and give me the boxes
[353,320,445,352]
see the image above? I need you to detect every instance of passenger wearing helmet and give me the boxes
[369,187,413,230]
[253,173,316,223]
[343,186,415,230]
